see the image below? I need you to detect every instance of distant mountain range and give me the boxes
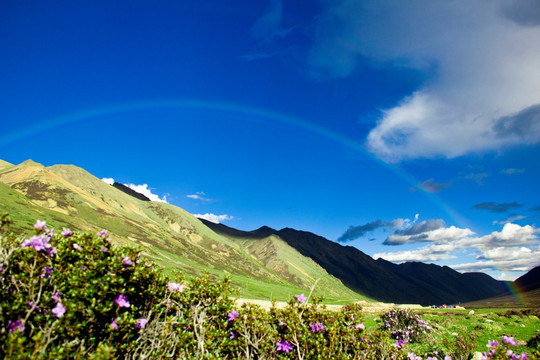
[200,220,510,305]
[1,159,537,306]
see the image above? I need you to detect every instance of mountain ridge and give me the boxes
[201,220,512,305]
[0,159,361,302]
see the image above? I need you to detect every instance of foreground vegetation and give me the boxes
[1,215,538,359]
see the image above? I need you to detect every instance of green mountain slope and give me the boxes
[0,159,364,302]
[199,219,363,302]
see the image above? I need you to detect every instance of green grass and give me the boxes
[360,308,540,356]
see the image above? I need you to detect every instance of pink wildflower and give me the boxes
[167,282,184,292]
[114,294,130,308]
[228,310,239,321]
[34,220,46,230]
[136,318,148,329]
[51,302,66,318]
[276,339,293,353]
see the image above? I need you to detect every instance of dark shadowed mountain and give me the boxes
[112,182,151,201]
[461,266,540,308]
[201,220,509,305]
[515,265,540,292]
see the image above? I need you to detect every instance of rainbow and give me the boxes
[1,98,466,227]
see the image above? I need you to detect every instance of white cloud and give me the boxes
[125,183,167,203]
[187,192,214,202]
[375,222,540,273]
[384,222,474,245]
[305,0,540,161]
[101,177,115,185]
[374,247,457,263]
[195,213,234,224]
[476,223,538,247]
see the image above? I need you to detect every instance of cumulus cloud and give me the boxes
[472,201,522,213]
[101,178,115,185]
[452,246,540,272]
[384,222,473,246]
[476,223,538,247]
[298,0,540,160]
[375,222,540,273]
[125,184,167,203]
[195,213,234,224]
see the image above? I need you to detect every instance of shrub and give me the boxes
[442,332,478,360]
[379,309,431,343]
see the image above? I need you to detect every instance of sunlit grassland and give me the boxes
[360,308,540,356]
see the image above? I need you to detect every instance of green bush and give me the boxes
[379,308,431,343]
[1,217,536,360]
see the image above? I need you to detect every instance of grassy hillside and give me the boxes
[0,159,365,302]
[201,221,364,302]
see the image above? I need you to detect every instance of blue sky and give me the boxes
[1,1,539,281]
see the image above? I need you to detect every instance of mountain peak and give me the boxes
[19,159,44,167]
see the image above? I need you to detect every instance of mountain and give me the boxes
[515,265,540,292]
[0,159,361,302]
[202,221,509,305]
[0,159,515,305]
[112,182,151,201]
[461,266,540,308]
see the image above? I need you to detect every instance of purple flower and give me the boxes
[136,318,148,329]
[310,322,325,333]
[98,229,107,238]
[502,335,517,346]
[101,246,108,253]
[444,356,452,360]
[73,243,82,251]
[228,310,239,321]
[395,339,408,349]
[167,282,184,292]
[295,293,307,303]
[51,302,66,318]
[122,257,132,267]
[28,301,39,311]
[61,228,73,237]
[114,294,130,308]
[276,339,293,353]
[488,340,499,348]
[230,331,236,339]
[41,266,53,278]
[110,318,119,330]
[22,235,48,252]
[8,319,24,333]
[52,292,61,302]
[34,220,47,230]
[356,323,365,330]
